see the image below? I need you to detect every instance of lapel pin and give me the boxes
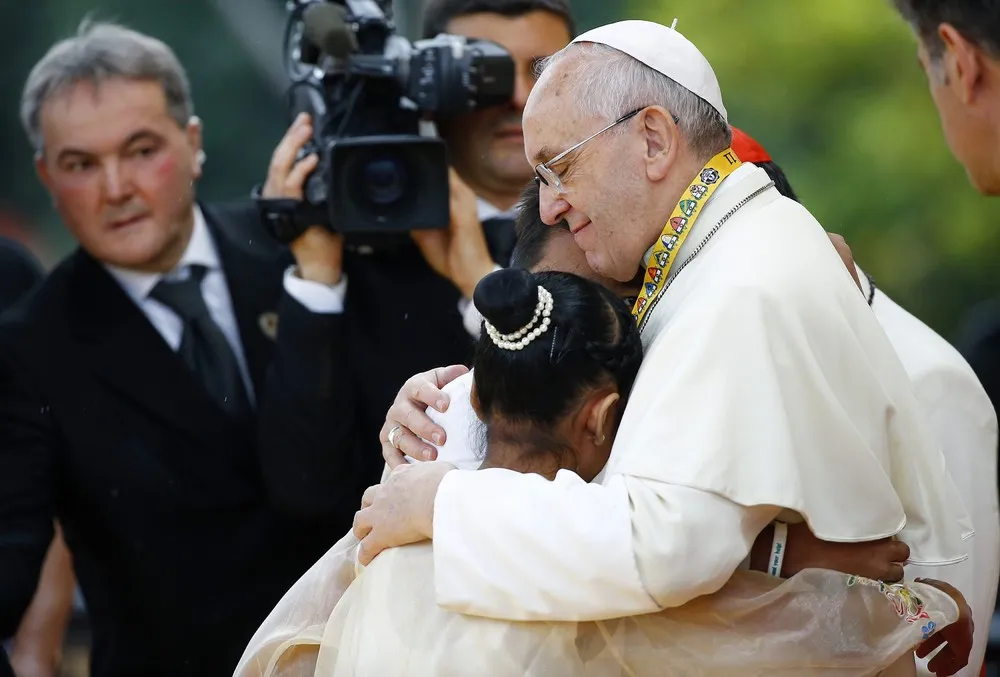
[258,311,279,340]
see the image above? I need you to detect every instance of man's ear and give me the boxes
[939,23,984,104]
[640,106,679,182]
[186,116,204,179]
[35,153,52,192]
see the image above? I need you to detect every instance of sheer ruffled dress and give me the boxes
[234,531,956,677]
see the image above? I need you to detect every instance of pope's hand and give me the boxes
[380,364,469,468]
[914,577,974,677]
[353,461,456,566]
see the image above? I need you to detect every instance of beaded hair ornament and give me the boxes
[484,285,554,351]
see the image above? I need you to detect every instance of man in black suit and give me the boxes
[256,0,575,492]
[0,21,362,677]
[0,238,43,313]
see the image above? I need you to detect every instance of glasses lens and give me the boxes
[534,166,550,187]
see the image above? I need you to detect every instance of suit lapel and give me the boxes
[202,204,286,398]
[68,251,235,446]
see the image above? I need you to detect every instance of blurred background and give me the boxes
[4,0,999,338]
[2,1,999,674]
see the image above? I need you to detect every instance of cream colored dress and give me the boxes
[234,532,957,677]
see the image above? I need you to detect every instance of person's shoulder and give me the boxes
[702,196,834,290]
[0,238,44,314]
[428,370,475,429]
[874,290,981,384]
[956,297,1000,357]
[201,200,260,230]
[0,237,42,275]
[1,252,73,327]
[426,370,481,470]
[200,200,291,263]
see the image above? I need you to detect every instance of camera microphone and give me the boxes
[302,2,358,60]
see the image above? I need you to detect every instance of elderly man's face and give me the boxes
[35,77,203,272]
[524,59,652,282]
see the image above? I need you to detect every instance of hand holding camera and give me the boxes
[263,112,345,286]
[255,0,515,244]
[412,169,496,298]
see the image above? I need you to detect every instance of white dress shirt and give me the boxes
[860,268,999,677]
[104,205,344,401]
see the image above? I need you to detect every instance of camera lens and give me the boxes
[363,156,407,205]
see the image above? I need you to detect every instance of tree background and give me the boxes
[2,0,998,339]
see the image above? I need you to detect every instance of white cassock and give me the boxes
[857,270,999,677]
[423,165,972,631]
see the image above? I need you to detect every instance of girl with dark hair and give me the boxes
[469,268,642,481]
[235,269,964,677]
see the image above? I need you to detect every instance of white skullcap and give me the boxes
[570,20,728,122]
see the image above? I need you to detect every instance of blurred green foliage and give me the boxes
[3,0,998,339]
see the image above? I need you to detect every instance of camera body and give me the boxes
[259,0,515,241]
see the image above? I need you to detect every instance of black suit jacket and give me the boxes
[0,203,351,676]
[958,298,1000,452]
[256,216,516,508]
[0,236,44,676]
[0,237,44,314]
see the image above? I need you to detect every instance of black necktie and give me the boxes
[149,265,251,419]
[481,216,517,266]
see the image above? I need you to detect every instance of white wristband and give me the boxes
[768,522,788,577]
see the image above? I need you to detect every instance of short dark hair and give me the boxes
[757,160,799,203]
[892,0,1000,60]
[472,268,642,432]
[422,0,576,40]
[510,180,568,269]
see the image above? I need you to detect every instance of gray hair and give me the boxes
[536,42,731,160]
[20,19,193,153]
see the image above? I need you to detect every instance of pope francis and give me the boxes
[353,18,975,674]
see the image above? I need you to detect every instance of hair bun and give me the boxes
[473,268,540,335]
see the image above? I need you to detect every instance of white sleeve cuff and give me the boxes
[457,264,503,338]
[282,265,348,314]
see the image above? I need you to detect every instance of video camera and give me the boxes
[256,0,516,243]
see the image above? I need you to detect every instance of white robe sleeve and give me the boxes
[905,363,999,677]
[432,468,778,621]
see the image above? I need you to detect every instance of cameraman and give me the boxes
[418,0,575,335]
[258,0,574,488]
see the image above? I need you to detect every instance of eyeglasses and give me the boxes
[533,108,644,195]
[533,107,679,195]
